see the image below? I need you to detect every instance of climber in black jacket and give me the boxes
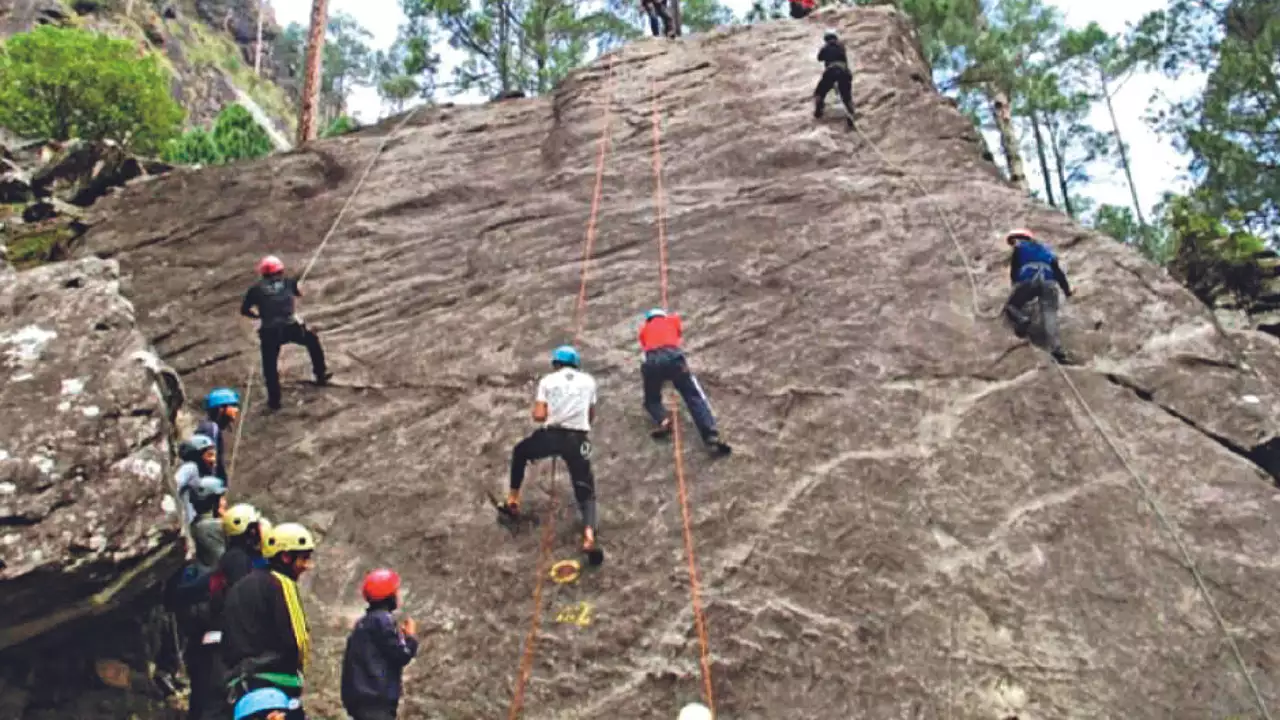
[240,255,330,411]
[815,29,855,129]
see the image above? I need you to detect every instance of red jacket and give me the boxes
[639,315,683,352]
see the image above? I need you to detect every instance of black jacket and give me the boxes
[220,568,311,680]
[818,40,849,70]
[341,609,419,710]
[241,277,301,330]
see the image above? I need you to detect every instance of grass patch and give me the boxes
[5,224,78,269]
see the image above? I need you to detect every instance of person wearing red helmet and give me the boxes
[341,569,420,720]
[240,255,331,411]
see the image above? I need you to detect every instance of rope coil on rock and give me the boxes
[227,107,424,481]
[507,51,618,720]
[650,77,717,714]
[851,113,1273,720]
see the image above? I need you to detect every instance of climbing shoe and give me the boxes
[650,416,673,439]
[582,527,604,566]
[703,432,732,457]
[314,371,333,386]
[1051,348,1076,365]
[845,114,855,129]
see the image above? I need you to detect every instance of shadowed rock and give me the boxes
[0,257,186,653]
[79,6,1280,719]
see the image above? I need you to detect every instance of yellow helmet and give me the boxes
[262,522,316,558]
[222,503,262,537]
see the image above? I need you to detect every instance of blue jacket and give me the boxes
[341,609,419,710]
[1010,240,1071,294]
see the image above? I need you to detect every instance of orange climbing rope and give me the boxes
[507,54,617,720]
[650,78,717,715]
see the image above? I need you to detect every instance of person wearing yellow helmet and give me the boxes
[221,522,316,717]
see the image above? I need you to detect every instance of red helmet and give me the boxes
[1005,228,1036,244]
[257,255,284,276]
[361,568,401,602]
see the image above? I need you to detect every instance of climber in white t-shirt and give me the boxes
[500,345,603,564]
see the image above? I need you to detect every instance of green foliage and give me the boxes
[1162,191,1270,304]
[0,25,184,154]
[321,115,359,137]
[162,104,274,166]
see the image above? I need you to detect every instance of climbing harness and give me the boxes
[506,51,618,720]
[227,105,427,482]
[851,104,1274,720]
[649,77,718,717]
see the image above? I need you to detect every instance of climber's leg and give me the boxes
[1035,278,1065,357]
[258,328,285,410]
[814,68,838,118]
[509,429,556,495]
[641,357,670,430]
[1003,281,1037,339]
[286,321,329,384]
[837,71,856,126]
[670,358,720,443]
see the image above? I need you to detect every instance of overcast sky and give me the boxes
[271,0,1202,219]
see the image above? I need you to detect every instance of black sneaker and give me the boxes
[314,372,332,386]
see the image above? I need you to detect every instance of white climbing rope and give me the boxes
[850,121,1274,720]
[227,106,425,482]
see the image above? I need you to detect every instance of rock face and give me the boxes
[0,257,186,654]
[79,7,1280,719]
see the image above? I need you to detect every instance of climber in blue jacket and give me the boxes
[1004,228,1073,363]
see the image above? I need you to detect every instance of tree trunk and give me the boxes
[1028,109,1056,208]
[297,0,329,145]
[497,0,511,94]
[254,0,265,76]
[1100,69,1148,230]
[1045,117,1075,218]
[670,0,682,36]
[988,87,1028,192]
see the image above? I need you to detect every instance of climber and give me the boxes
[500,346,603,564]
[213,504,270,599]
[789,0,815,19]
[240,255,330,412]
[189,476,228,569]
[641,0,675,38]
[815,29,856,129]
[197,387,240,481]
[233,687,299,720]
[341,569,420,720]
[1004,228,1073,363]
[639,309,732,456]
[176,434,218,523]
[221,522,316,717]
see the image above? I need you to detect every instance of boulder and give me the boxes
[77,6,1280,719]
[0,162,33,204]
[29,140,173,208]
[0,257,186,653]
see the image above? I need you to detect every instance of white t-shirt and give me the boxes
[536,368,597,432]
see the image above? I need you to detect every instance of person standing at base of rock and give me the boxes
[1003,228,1074,364]
[189,476,229,568]
[815,29,856,129]
[221,522,317,719]
[500,346,603,564]
[639,308,732,456]
[240,255,330,412]
[176,434,219,523]
[197,387,240,481]
[641,0,676,37]
[340,568,420,720]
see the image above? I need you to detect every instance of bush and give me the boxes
[0,25,184,154]
[321,115,358,138]
[163,104,274,166]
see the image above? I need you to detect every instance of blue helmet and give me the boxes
[550,345,580,368]
[644,308,667,321]
[205,387,240,410]
[234,688,297,720]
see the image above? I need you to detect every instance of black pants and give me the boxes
[259,322,326,409]
[789,1,811,18]
[641,348,718,441]
[347,705,398,720]
[185,639,229,720]
[642,0,673,36]
[510,428,598,529]
[815,66,854,118]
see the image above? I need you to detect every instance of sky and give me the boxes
[271,0,1205,221]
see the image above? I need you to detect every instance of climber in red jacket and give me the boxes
[639,309,731,456]
[790,0,815,19]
